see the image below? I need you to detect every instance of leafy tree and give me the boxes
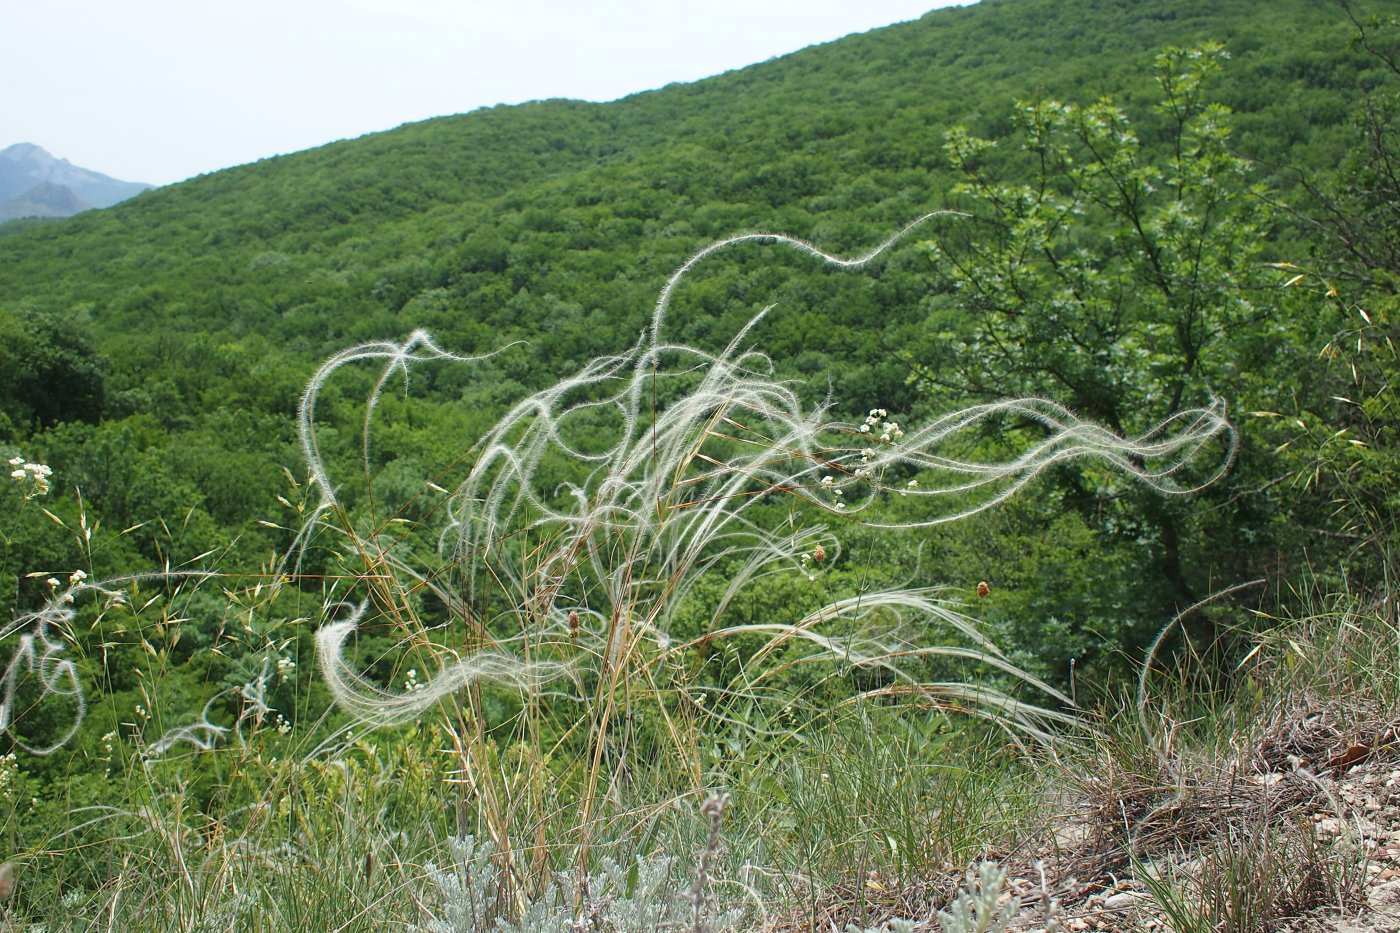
[914,45,1277,623]
[1301,3,1400,295]
[0,309,106,431]
[923,44,1264,433]
[1278,3,1400,580]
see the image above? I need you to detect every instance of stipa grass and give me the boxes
[0,218,1236,929]
[290,218,1234,903]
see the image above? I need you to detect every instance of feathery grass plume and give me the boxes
[315,602,569,728]
[293,217,1233,879]
[1137,579,1264,762]
[0,571,212,755]
[0,612,82,755]
[141,696,229,759]
[1,578,114,755]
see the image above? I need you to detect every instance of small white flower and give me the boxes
[0,752,18,801]
[68,569,87,585]
[275,656,296,684]
[907,479,919,489]
[45,577,60,590]
[11,459,53,496]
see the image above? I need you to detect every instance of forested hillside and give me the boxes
[0,0,1385,651]
[1,0,1398,927]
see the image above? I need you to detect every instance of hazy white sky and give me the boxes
[4,1,964,187]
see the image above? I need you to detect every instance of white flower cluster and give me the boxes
[859,409,904,444]
[857,409,908,471]
[0,752,16,801]
[818,473,847,510]
[8,456,52,497]
[40,569,89,605]
[275,655,296,684]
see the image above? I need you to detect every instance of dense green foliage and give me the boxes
[1,0,1399,925]
[0,0,1387,654]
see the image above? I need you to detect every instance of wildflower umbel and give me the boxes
[864,408,904,444]
[0,752,17,801]
[8,456,51,497]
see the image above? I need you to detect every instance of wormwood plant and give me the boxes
[289,218,1234,908]
[413,831,742,933]
[841,860,1057,933]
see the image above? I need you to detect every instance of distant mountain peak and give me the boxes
[0,142,151,221]
[1,142,53,160]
